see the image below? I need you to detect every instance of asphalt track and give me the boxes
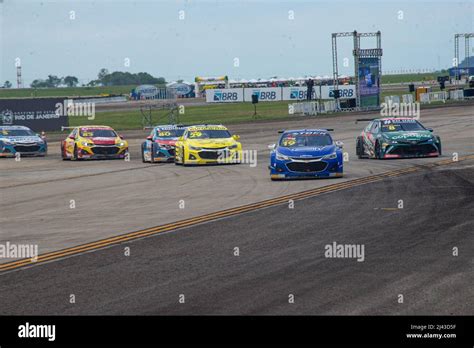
[0,105,472,314]
[0,160,472,314]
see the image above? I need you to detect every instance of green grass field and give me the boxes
[69,102,293,130]
[381,72,444,84]
[0,85,138,98]
[68,89,423,131]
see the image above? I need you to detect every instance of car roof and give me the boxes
[187,124,227,130]
[375,117,418,122]
[154,125,187,130]
[0,125,31,130]
[283,129,330,134]
[78,125,113,129]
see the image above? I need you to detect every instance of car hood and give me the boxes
[187,138,236,148]
[383,131,433,142]
[155,138,177,146]
[276,144,336,157]
[0,135,43,143]
[81,137,120,145]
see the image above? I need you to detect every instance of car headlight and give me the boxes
[118,142,126,147]
[228,144,238,149]
[276,151,290,161]
[189,145,202,151]
[81,141,94,147]
[323,152,337,160]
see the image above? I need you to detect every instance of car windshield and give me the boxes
[0,129,35,137]
[381,120,426,132]
[187,129,231,139]
[155,129,185,138]
[280,132,333,147]
[80,129,117,138]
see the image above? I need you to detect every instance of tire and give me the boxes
[61,141,68,160]
[356,136,365,159]
[181,147,188,166]
[437,138,442,156]
[150,142,157,164]
[174,147,183,165]
[141,143,147,163]
[374,141,382,159]
[72,145,78,161]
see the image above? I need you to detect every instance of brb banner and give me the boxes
[283,85,355,100]
[206,88,244,103]
[244,88,282,102]
[0,98,69,132]
[206,86,356,103]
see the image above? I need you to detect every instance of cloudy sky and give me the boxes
[0,0,472,86]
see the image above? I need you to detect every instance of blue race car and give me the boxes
[141,125,187,163]
[0,125,47,157]
[269,129,343,180]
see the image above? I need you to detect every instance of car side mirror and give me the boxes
[119,134,124,139]
[233,134,240,141]
[335,141,344,148]
[68,135,75,140]
[146,135,153,140]
[427,128,433,132]
[268,144,276,150]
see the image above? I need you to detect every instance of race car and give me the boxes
[141,125,186,163]
[355,117,441,159]
[269,129,344,180]
[0,125,47,157]
[61,125,128,160]
[174,124,242,165]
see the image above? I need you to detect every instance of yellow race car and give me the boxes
[174,125,242,165]
[61,125,129,160]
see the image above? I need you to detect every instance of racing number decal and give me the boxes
[189,131,202,138]
[158,131,171,137]
[282,138,296,146]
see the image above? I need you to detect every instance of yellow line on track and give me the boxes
[1,155,473,273]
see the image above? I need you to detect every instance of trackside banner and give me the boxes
[244,87,282,102]
[206,88,244,103]
[206,86,356,103]
[0,97,69,131]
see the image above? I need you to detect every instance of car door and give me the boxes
[174,129,187,160]
[65,129,77,154]
[365,121,379,152]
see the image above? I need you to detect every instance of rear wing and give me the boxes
[60,126,75,131]
[143,124,193,130]
[278,128,334,133]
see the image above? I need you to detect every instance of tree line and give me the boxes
[1,69,166,89]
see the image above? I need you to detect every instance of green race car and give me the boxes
[356,117,442,159]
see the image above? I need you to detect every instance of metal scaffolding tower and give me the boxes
[331,30,382,109]
[454,33,474,80]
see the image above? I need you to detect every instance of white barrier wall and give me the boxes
[205,88,244,103]
[206,86,356,102]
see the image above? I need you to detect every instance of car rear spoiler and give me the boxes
[143,124,193,130]
[279,128,334,133]
[60,126,75,131]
